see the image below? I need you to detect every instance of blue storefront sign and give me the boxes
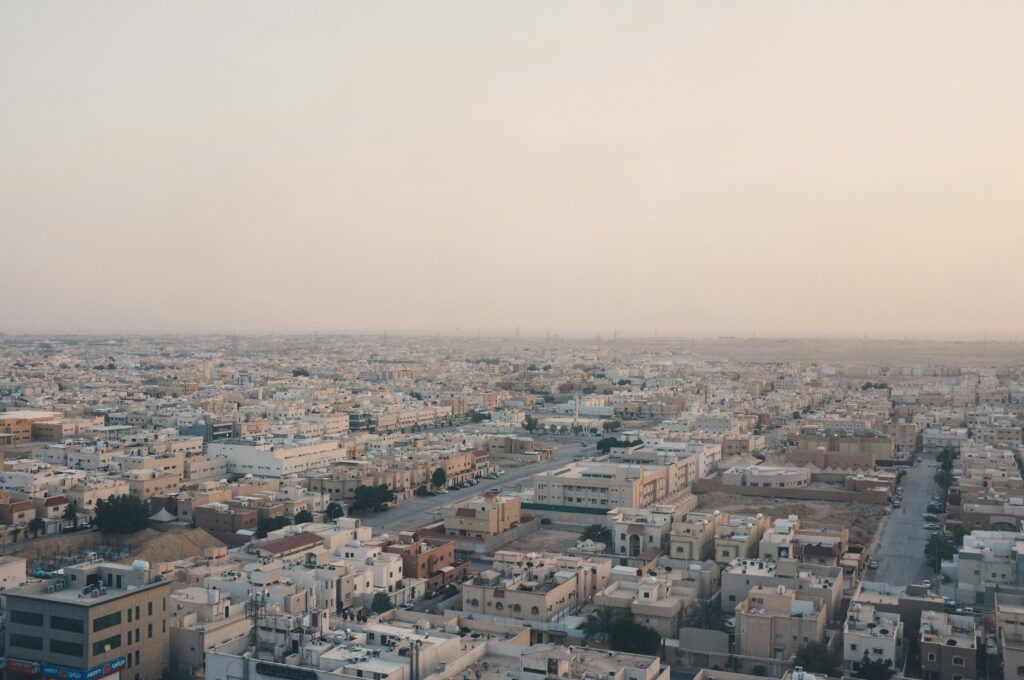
[40,656,127,680]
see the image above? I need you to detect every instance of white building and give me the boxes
[208,437,349,477]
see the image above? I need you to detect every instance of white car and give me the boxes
[922,579,932,588]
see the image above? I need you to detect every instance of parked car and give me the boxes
[925,522,941,530]
[922,579,932,588]
[868,560,879,569]
[955,607,975,615]
[400,602,415,610]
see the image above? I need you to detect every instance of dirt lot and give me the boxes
[695,491,887,546]
[16,528,224,569]
[501,528,582,553]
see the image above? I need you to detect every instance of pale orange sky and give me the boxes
[2,2,1023,337]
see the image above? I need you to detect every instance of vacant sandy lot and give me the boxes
[501,528,582,554]
[696,491,887,546]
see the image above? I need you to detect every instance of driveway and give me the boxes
[871,459,940,587]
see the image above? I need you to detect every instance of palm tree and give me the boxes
[686,598,727,631]
[580,524,612,545]
[28,517,45,538]
[63,504,78,528]
[581,606,619,643]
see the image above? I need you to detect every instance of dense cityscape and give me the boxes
[0,335,1022,680]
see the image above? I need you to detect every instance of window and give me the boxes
[51,639,85,657]
[94,611,122,632]
[10,633,43,651]
[128,608,133,623]
[953,657,965,667]
[850,644,858,651]
[148,623,153,639]
[495,602,504,610]
[52,616,85,633]
[93,634,122,656]
[531,606,540,615]
[10,610,44,626]
[148,602,153,616]
[928,653,937,662]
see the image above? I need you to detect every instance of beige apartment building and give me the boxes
[735,585,826,661]
[169,586,251,679]
[0,409,63,444]
[442,493,521,538]
[65,479,131,516]
[670,511,730,561]
[996,592,1024,680]
[4,561,173,680]
[462,550,611,624]
[788,426,894,466]
[722,557,843,621]
[532,461,688,513]
[716,513,772,564]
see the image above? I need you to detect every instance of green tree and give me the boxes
[925,532,957,568]
[752,666,767,677]
[793,641,842,676]
[94,495,150,534]
[371,592,394,613]
[432,467,447,489]
[522,415,539,432]
[257,515,292,538]
[580,524,611,545]
[28,517,45,538]
[294,510,314,524]
[608,618,661,655]
[602,420,621,433]
[686,598,728,632]
[854,653,894,680]
[934,468,955,492]
[325,502,345,520]
[470,412,490,423]
[292,367,310,377]
[581,606,618,643]
[415,485,430,497]
[596,437,619,454]
[62,503,78,527]
[353,485,377,512]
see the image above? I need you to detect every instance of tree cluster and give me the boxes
[352,484,396,512]
[94,495,150,534]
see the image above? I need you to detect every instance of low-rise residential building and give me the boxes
[670,510,729,561]
[722,557,843,621]
[843,602,903,673]
[607,504,676,558]
[920,611,977,680]
[735,585,827,661]
[715,513,772,564]
[462,550,611,624]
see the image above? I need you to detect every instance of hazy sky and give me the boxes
[2,2,1023,337]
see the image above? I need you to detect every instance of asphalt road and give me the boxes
[361,439,592,531]
[872,458,940,587]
